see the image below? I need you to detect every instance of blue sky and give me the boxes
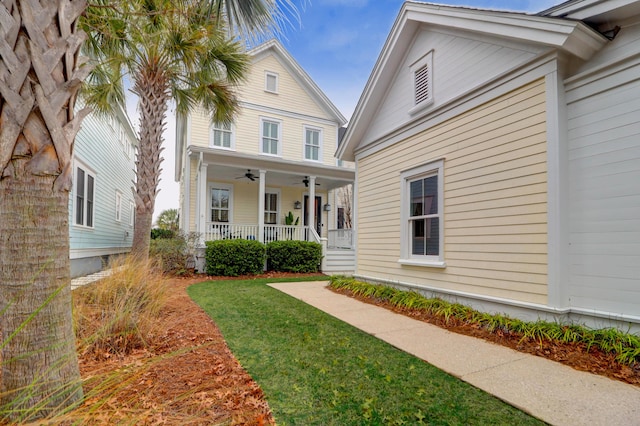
[152,0,561,219]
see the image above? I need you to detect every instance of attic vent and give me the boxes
[414,65,430,105]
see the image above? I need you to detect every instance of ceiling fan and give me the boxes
[302,176,320,188]
[236,169,258,181]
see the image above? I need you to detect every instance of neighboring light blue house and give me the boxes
[69,106,138,278]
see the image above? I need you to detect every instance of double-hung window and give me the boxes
[211,186,231,222]
[261,119,280,156]
[304,127,321,161]
[115,191,122,222]
[264,191,278,224]
[211,121,233,149]
[75,165,95,228]
[400,160,445,267]
[129,201,135,227]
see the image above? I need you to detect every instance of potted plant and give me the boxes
[284,211,299,239]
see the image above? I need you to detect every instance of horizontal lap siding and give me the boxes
[357,79,548,304]
[70,113,136,251]
[567,35,640,317]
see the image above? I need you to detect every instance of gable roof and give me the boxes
[337,1,607,161]
[539,0,640,25]
[248,39,347,126]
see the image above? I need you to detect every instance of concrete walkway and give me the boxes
[70,268,119,290]
[269,281,640,426]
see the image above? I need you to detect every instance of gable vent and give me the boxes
[414,65,430,105]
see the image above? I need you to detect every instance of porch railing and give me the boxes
[327,229,353,249]
[204,222,309,243]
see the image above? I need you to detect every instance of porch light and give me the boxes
[323,203,331,212]
[294,200,302,209]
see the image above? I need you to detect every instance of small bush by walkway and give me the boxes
[188,278,543,425]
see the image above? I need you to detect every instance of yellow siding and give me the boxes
[187,51,340,165]
[357,79,548,305]
[240,55,329,119]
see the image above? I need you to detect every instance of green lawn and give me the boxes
[188,278,544,426]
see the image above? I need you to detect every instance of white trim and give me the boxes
[303,125,323,162]
[408,50,434,115]
[129,200,135,227]
[248,39,347,125]
[208,182,234,223]
[210,121,236,150]
[353,52,558,162]
[70,247,131,260]
[338,3,606,161]
[399,159,445,266]
[545,70,570,310]
[115,191,122,222]
[259,116,282,157]
[264,187,280,225]
[354,274,640,328]
[241,102,340,127]
[265,71,279,93]
[72,158,96,229]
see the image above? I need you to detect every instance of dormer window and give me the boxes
[265,71,278,93]
[409,51,433,115]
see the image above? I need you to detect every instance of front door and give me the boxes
[304,195,322,235]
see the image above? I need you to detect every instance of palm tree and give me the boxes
[156,208,180,232]
[0,0,87,419]
[82,0,251,260]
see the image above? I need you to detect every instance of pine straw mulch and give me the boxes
[76,273,640,425]
[77,272,317,426]
[330,286,640,387]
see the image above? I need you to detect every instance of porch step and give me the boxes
[323,248,355,274]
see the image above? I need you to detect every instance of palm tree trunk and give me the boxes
[131,66,170,260]
[0,0,88,419]
[0,160,82,420]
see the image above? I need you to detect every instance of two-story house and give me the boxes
[175,39,355,272]
[69,106,138,277]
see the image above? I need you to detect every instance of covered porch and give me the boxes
[183,146,355,251]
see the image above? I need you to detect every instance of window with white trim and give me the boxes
[265,71,278,93]
[115,191,122,222]
[261,119,280,155]
[129,201,135,227]
[75,164,95,228]
[409,51,434,115]
[400,160,444,267]
[211,186,231,222]
[211,121,234,149]
[304,127,322,161]
[264,191,279,224]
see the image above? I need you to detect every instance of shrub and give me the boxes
[267,240,322,273]
[73,257,168,357]
[151,228,175,239]
[205,239,266,276]
[149,232,198,275]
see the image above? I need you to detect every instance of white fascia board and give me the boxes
[249,39,347,126]
[402,3,606,60]
[338,2,606,162]
[540,0,639,21]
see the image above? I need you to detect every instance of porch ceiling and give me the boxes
[189,146,354,190]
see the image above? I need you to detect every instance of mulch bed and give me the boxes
[329,286,640,387]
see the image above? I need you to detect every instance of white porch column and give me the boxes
[258,170,266,243]
[198,161,208,243]
[308,175,316,241]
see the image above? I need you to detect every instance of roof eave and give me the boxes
[339,2,607,161]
